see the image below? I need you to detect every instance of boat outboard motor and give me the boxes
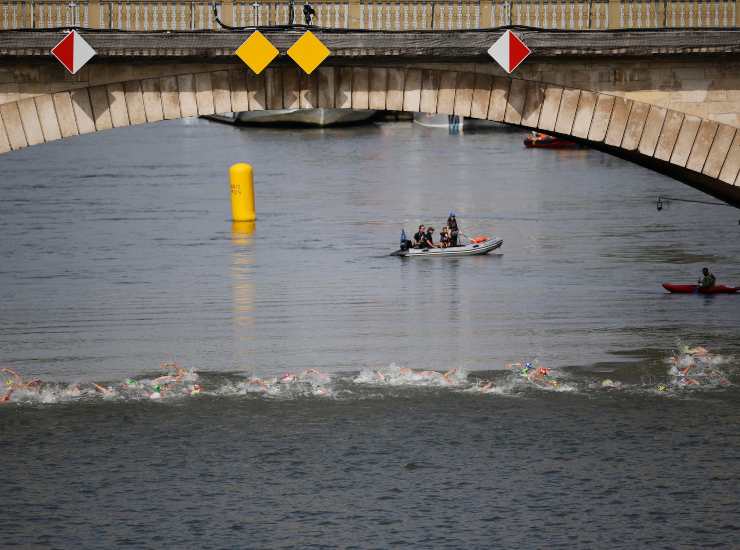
[399,229,412,251]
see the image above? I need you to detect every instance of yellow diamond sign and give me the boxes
[235,31,279,75]
[287,31,330,75]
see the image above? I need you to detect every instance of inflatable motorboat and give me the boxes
[392,238,503,257]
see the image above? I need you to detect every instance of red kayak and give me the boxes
[524,132,578,149]
[662,283,738,294]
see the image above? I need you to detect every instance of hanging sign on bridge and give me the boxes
[235,30,330,75]
[51,30,96,75]
[487,30,531,74]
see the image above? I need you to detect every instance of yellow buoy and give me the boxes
[231,221,256,246]
[230,163,256,222]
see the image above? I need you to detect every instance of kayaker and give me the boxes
[698,267,716,289]
[447,212,459,246]
[412,225,426,248]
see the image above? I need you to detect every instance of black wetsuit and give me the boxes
[447,217,459,246]
[413,231,425,248]
[421,232,435,248]
[699,273,716,289]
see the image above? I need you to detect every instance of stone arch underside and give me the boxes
[0,66,738,206]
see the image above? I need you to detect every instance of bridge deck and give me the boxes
[1,28,740,59]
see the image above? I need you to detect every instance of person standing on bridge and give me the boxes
[303,1,316,25]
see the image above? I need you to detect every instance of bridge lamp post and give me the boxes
[252,1,260,26]
[67,1,78,27]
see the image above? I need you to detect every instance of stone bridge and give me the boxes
[0,28,739,205]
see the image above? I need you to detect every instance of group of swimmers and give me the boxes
[411,213,460,249]
[243,368,332,396]
[667,345,730,388]
[3,347,732,404]
[506,360,560,389]
[360,365,464,386]
[1,362,202,403]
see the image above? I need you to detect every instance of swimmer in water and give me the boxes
[507,361,536,378]
[442,368,461,384]
[246,377,270,392]
[279,373,297,384]
[477,380,496,393]
[149,383,167,399]
[687,346,709,357]
[1,368,43,399]
[154,361,190,385]
[301,369,331,384]
[527,366,550,382]
[0,386,15,404]
[92,383,116,398]
[418,370,443,381]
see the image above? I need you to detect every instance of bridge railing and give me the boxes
[0,1,737,30]
[620,0,737,28]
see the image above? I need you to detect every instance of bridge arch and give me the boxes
[0,66,738,206]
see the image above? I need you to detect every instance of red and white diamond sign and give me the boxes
[51,30,96,75]
[487,30,531,74]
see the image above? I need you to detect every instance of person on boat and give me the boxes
[421,227,437,248]
[412,225,426,248]
[698,267,716,289]
[439,227,451,248]
[447,212,459,246]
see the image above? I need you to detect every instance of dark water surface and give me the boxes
[1,120,739,547]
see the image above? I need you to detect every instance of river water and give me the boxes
[1,119,739,547]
